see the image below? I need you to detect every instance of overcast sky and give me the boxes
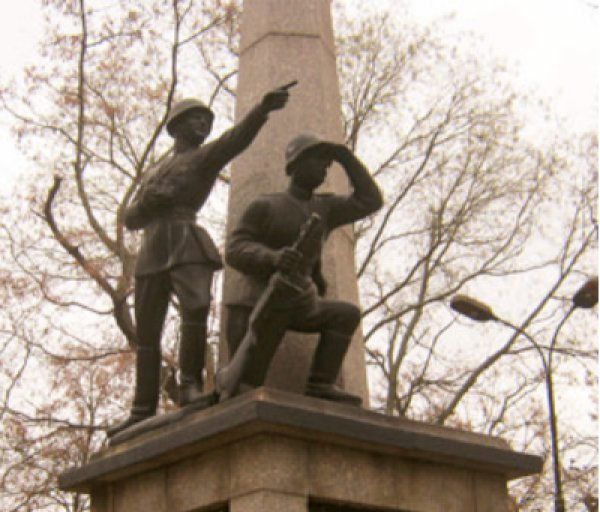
[0,0,597,190]
[404,0,598,132]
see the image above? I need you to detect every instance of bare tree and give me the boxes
[0,2,596,511]
[0,1,241,509]
[334,7,597,510]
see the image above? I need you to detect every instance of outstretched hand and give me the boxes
[261,80,298,112]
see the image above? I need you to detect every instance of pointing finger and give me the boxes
[278,80,298,91]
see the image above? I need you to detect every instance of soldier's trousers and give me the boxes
[226,297,361,389]
[131,264,213,416]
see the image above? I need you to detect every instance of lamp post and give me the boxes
[450,277,598,512]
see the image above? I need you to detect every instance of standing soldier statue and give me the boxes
[108,82,294,437]
[219,134,382,405]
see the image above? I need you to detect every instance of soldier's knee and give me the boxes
[331,302,361,335]
[344,303,361,330]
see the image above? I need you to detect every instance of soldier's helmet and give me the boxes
[166,98,214,137]
[285,133,326,174]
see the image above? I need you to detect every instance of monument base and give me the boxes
[59,388,541,512]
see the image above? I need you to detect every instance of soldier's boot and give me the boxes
[306,330,362,407]
[107,346,161,437]
[178,318,207,407]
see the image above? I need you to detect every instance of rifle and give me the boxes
[215,213,322,401]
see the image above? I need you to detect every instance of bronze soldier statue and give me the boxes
[221,134,383,405]
[108,83,293,437]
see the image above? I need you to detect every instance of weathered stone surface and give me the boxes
[308,443,399,509]
[89,437,510,512]
[221,0,368,402]
[112,469,166,512]
[61,388,543,511]
[230,435,308,497]
[166,447,229,511]
[60,388,542,497]
[90,487,110,512]
[401,463,476,512]
[238,0,336,56]
[90,433,515,512]
[230,490,307,512]
[474,472,510,512]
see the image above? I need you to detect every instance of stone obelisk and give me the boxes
[221,0,369,402]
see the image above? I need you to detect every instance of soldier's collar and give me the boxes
[288,183,313,201]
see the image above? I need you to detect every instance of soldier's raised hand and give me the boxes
[320,142,351,162]
[261,80,297,112]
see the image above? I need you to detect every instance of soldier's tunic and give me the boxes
[125,104,269,311]
[127,104,269,273]
[224,151,382,362]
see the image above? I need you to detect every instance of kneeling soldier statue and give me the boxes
[219,134,383,405]
[108,82,294,437]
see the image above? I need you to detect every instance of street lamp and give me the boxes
[450,294,497,322]
[572,276,598,309]
[450,277,598,512]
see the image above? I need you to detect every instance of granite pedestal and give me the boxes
[60,388,542,512]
